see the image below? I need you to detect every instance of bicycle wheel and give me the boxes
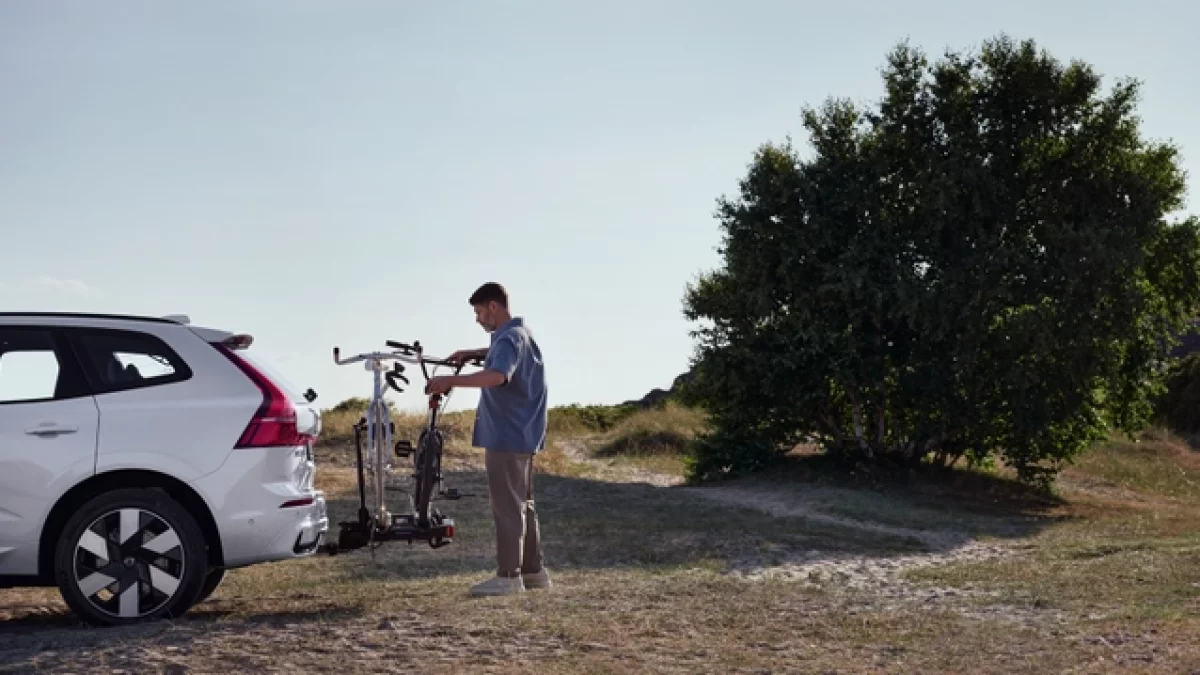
[412,428,444,528]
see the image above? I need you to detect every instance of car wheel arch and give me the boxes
[38,469,224,582]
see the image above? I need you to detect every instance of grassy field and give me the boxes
[2,404,1199,673]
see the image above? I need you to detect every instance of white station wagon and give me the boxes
[0,312,328,626]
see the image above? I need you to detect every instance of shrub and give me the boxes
[594,403,708,457]
[548,403,639,434]
[682,35,1200,487]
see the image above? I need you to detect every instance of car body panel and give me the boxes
[0,396,100,575]
[0,312,326,585]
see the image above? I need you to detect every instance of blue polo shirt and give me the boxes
[472,317,547,453]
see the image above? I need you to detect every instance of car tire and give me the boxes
[54,488,209,627]
[196,568,227,604]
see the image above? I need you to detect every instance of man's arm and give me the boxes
[447,347,489,365]
[425,367,505,394]
[428,339,516,394]
[442,369,507,389]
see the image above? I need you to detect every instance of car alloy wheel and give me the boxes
[72,507,186,619]
[55,488,209,626]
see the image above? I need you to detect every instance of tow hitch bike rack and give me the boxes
[322,339,482,555]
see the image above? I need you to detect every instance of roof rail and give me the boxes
[0,312,179,325]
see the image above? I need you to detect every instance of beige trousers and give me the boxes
[484,449,544,578]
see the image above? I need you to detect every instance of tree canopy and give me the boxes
[681,35,1200,486]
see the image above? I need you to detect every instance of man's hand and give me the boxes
[425,376,455,396]
[447,348,485,366]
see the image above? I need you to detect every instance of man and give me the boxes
[425,282,550,597]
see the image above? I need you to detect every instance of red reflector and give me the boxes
[280,497,315,509]
[445,524,454,538]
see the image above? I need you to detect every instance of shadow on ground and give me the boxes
[0,604,361,634]
[311,458,1065,583]
[0,459,1064,644]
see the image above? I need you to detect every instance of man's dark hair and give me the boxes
[469,282,508,308]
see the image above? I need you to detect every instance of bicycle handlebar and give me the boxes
[332,341,485,395]
[332,346,422,367]
[380,341,482,366]
[385,339,420,355]
[333,346,483,368]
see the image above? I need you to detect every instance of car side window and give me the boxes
[69,329,192,394]
[0,328,89,404]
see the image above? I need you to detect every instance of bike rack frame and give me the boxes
[322,340,481,555]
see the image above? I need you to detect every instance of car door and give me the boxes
[0,326,99,577]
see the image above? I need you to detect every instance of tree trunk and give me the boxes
[818,411,846,442]
[849,391,873,458]
[875,389,886,446]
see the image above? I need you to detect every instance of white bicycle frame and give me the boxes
[331,345,462,528]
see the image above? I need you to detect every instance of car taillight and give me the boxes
[215,345,314,449]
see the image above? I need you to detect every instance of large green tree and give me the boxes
[682,35,1200,486]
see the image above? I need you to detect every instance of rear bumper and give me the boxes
[294,491,329,554]
[192,443,330,569]
[221,490,329,568]
[275,490,328,559]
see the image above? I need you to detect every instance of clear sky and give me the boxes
[1,1,1197,413]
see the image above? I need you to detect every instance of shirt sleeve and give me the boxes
[485,334,519,383]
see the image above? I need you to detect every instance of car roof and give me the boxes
[0,312,183,325]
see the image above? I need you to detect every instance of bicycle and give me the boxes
[322,339,482,555]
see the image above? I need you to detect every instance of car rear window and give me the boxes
[70,328,192,394]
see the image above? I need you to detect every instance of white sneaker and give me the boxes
[522,568,552,590]
[469,575,525,597]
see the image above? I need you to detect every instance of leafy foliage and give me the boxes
[682,35,1200,487]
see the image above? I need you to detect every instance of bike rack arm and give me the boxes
[333,347,423,367]
[417,355,484,381]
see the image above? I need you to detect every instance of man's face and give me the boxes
[473,302,502,332]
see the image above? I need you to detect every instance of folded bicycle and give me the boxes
[322,339,481,555]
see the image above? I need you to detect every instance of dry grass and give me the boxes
[593,402,707,456]
[569,402,708,479]
[319,406,477,448]
[317,406,479,469]
[4,412,1200,673]
[1064,428,1200,501]
[903,432,1200,624]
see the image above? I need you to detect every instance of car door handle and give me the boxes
[25,426,79,438]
